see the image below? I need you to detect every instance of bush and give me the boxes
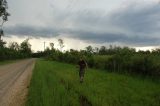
[42,46,160,78]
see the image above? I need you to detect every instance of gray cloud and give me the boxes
[66,30,160,46]
[4,1,160,46]
[4,25,60,38]
[109,3,160,35]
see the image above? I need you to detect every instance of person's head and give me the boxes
[80,56,85,61]
[80,56,84,60]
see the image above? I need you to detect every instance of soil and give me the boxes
[0,59,35,106]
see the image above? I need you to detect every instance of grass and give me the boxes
[0,60,18,65]
[27,59,160,106]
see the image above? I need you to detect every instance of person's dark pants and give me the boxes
[79,68,85,82]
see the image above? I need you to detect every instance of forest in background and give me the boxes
[35,41,160,78]
[1,38,159,78]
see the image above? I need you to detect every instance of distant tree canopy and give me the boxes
[50,43,54,50]
[0,0,10,47]
[33,43,160,78]
[0,38,5,47]
[86,45,93,54]
[0,38,32,61]
[58,39,64,51]
[0,0,10,22]
[20,38,32,55]
[8,42,19,51]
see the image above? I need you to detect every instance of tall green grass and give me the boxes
[27,59,160,106]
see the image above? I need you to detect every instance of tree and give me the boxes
[0,29,3,40]
[0,0,10,21]
[0,39,5,48]
[20,38,31,55]
[0,0,10,40]
[152,48,160,54]
[8,42,19,51]
[99,46,106,55]
[86,45,93,54]
[94,47,99,54]
[58,39,64,51]
[50,42,54,50]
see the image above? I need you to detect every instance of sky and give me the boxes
[2,0,160,51]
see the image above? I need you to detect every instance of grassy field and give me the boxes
[27,59,160,106]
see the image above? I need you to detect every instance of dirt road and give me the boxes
[0,59,35,106]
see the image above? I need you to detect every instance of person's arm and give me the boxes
[85,61,88,69]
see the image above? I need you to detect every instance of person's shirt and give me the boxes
[78,60,86,69]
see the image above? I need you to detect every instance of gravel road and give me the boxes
[0,59,35,106]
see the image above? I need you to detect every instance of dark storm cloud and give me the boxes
[5,1,160,46]
[65,3,160,46]
[109,3,160,35]
[67,31,160,46]
[4,25,60,38]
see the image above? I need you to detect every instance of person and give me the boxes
[77,57,88,83]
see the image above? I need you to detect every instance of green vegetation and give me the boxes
[0,38,32,61]
[27,59,160,106]
[0,59,17,65]
[34,45,160,78]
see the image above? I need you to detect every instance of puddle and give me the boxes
[60,78,92,106]
[79,95,92,106]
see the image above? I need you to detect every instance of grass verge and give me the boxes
[0,60,18,65]
[27,59,160,106]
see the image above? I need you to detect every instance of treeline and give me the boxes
[0,38,32,61]
[34,45,160,78]
[1,36,160,77]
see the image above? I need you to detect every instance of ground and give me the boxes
[0,59,35,106]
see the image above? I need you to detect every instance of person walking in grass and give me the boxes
[78,57,88,83]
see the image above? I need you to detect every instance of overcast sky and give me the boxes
[2,0,160,51]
